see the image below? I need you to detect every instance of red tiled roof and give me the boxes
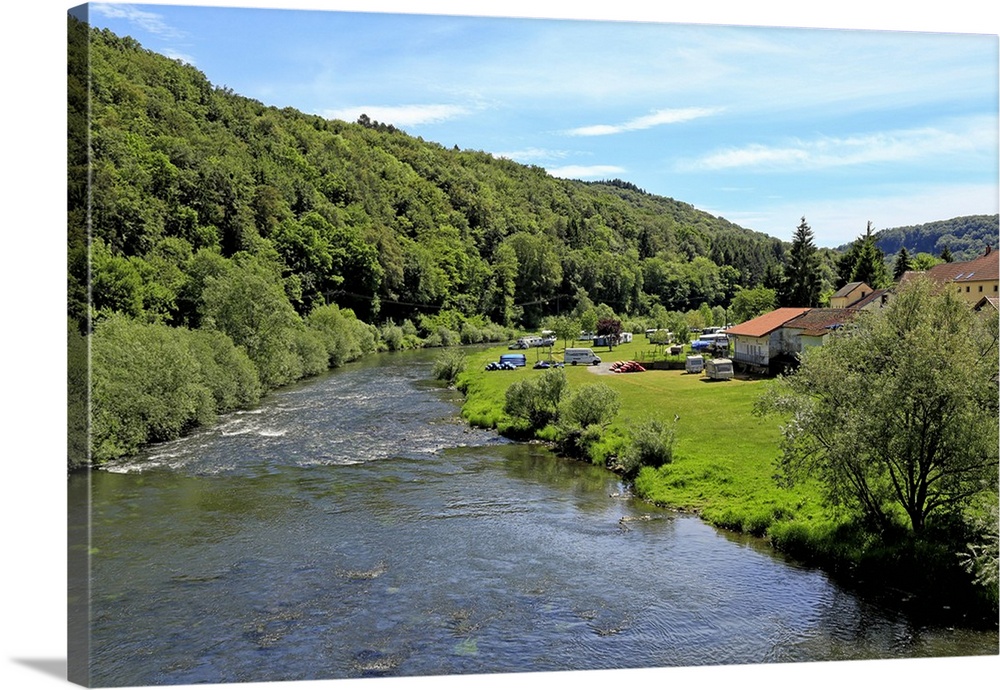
[725,307,810,338]
[923,249,999,284]
[783,308,854,337]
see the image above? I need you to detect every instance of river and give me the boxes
[69,348,998,686]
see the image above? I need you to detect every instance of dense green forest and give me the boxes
[842,214,999,264]
[65,16,987,467]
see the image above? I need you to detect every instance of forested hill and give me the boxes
[845,215,999,262]
[68,16,787,335]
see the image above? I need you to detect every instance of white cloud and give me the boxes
[92,3,186,40]
[322,104,472,127]
[546,164,626,179]
[683,117,997,172]
[566,107,722,137]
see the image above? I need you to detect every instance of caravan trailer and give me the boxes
[705,358,734,380]
[685,355,704,374]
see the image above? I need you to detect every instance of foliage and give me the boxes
[595,317,623,348]
[779,217,822,307]
[959,496,999,592]
[90,315,260,463]
[432,349,467,386]
[837,221,890,289]
[560,383,620,430]
[892,246,912,281]
[730,286,777,324]
[872,214,999,263]
[755,277,999,535]
[544,314,580,349]
[503,367,568,430]
[618,416,678,479]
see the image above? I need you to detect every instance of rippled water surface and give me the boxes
[72,349,998,686]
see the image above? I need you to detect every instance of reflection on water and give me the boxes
[74,348,998,687]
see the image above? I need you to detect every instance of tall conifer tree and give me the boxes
[781,217,822,307]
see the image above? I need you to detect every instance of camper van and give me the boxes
[564,348,601,366]
[705,358,734,380]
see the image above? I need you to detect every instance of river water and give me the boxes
[70,348,998,686]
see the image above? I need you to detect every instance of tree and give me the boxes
[503,368,568,430]
[596,317,623,349]
[756,277,999,535]
[892,246,913,282]
[545,314,580,349]
[840,221,889,289]
[781,217,822,307]
[940,245,954,262]
[729,286,777,324]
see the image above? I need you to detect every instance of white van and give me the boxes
[564,348,601,366]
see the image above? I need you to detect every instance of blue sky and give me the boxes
[82,2,999,248]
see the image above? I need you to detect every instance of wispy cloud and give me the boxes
[566,107,723,137]
[682,116,996,172]
[546,164,626,179]
[92,3,186,41]
[323,104,472,127]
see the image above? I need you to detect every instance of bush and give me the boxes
[432,350,467,385]
[561,383,620,430]
[503,368,567,430]
[619,416,677,478]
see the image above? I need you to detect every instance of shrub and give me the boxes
[380,323,406,351]
[561,383,620,430]
[619,416,678,478]
[432,350,467,385]
[503,368,568,430]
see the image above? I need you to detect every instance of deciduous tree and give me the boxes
[756,277,999,535]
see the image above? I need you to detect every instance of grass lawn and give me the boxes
[455,339,840,541]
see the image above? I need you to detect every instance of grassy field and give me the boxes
[454,338,839,543]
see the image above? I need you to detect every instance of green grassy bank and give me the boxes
[454,340,997,622]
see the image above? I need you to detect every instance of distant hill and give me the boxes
[839,215,999,263]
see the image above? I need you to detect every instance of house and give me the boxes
[900,247,999,305]
[725,307,810,372]
[782,308,855,350]
[829,282,873,308]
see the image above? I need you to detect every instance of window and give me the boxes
[966,286,971,292]
[980,285,984,292]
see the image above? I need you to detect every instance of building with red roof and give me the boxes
[900,247,998,304]
[724,307,810,371]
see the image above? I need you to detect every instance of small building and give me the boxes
[829,282,873,309]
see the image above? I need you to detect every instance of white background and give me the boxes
[2,2,997,689]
